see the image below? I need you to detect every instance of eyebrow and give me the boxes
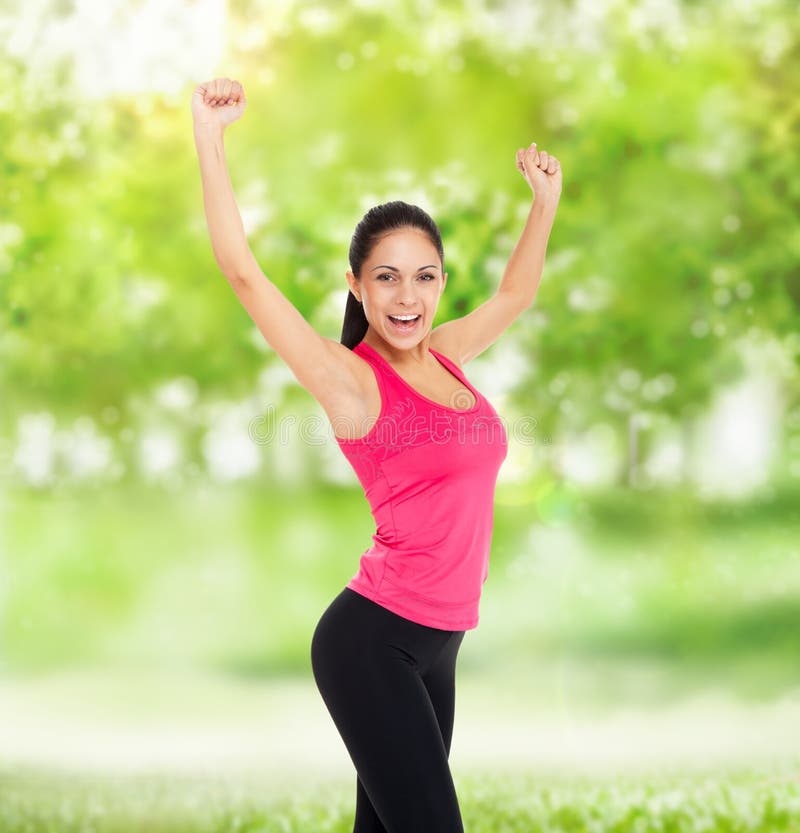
[370,264,439,272]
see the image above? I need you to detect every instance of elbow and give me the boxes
[500,288,536,312]
[216,260,239,279]
[216,262,251,292]
[220,255,260,287]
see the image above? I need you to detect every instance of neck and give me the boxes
[362,330,432,366]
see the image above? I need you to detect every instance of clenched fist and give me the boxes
[516,142,562,208]
[192,77,247,129]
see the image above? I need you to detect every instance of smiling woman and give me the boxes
[191,74,562,832]
[365,257,441,335]
[339,204,449,351]
[348,227,446,348]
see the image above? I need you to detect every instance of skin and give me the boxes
[192,76,563,433]
[345,228,448,373]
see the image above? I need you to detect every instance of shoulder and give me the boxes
[428,329,463,369]
[318,338,383,441]
[319,337,376,400]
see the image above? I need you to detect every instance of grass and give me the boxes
[1,763,799,832]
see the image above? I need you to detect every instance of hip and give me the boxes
[311,586,465,676]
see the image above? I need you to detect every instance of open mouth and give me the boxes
[387,314,421,333]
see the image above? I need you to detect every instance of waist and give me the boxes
[347,534,490,631]
[346,577,481,631]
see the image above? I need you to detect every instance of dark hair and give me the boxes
[340,200,445,349]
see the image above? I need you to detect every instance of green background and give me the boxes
[1,0,799,800]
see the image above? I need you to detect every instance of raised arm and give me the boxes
[430,142,562,365]
[191,78,362,413]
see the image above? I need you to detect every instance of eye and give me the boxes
[377,273,436,281]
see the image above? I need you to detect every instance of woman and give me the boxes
[192,77,562,832]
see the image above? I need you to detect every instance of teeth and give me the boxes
[390,314,419,321]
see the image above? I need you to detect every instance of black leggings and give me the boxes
[310,587,467,833]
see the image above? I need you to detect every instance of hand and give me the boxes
[192,77,247,130]
[516,142,562,208]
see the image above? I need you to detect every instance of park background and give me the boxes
[2,0,800,829]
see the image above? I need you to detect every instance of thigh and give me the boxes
[354,774,389,833]
[422,630,466,756]
[352,631,466,833]
[311,589,465,833]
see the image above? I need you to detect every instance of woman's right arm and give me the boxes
[193,119,252,276]
[192,81,362,414]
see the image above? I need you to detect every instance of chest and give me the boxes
[381,360,477,412]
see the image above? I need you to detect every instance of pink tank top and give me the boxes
[335,339,508,630]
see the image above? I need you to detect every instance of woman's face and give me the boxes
[346,227,447,348]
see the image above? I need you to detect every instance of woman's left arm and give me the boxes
[498,142,562,306]
[429,143,561,364]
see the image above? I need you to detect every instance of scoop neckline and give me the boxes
[356,340,481,414]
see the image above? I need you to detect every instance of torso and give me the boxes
[324,333,475,441]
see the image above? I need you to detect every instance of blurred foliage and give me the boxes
[2,1,800,684]
[2,0,799,487]
[4,480,800,702]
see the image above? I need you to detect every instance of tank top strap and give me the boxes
[352,340,400,408]
[353,341,404,390]
[355,340,483,414]
[356,340,463,380]
[429,347,469,388]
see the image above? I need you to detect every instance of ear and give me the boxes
[345,270,362,303]
[441,271,448,293]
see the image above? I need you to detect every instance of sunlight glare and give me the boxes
[5,0,226,100]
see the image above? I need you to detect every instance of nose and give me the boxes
[395,283,421,306]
